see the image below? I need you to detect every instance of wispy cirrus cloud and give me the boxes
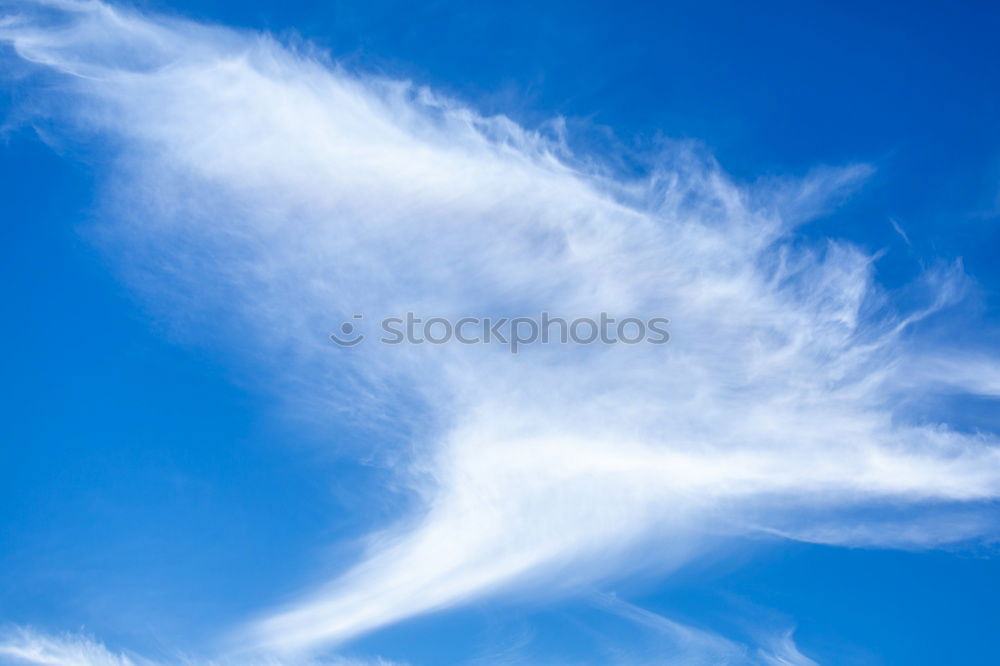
[0,628,147,666]
[593,595,818,666]
[0,616,806,666]
[0,627,403,666]
[2,1,999,662]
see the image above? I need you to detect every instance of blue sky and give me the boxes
[1,1,999,664]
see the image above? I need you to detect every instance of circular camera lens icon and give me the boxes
[330,314,365,347]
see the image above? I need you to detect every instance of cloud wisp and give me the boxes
[2,0,1000,661]
[0,627,403,666]
[590,595,819,666]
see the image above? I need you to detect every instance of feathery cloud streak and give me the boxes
[0,627,403,666]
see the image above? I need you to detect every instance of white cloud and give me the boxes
[3,0,1000,661]
[0,628,401,666]
[0,628,145,666]
[594,595,818,666]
